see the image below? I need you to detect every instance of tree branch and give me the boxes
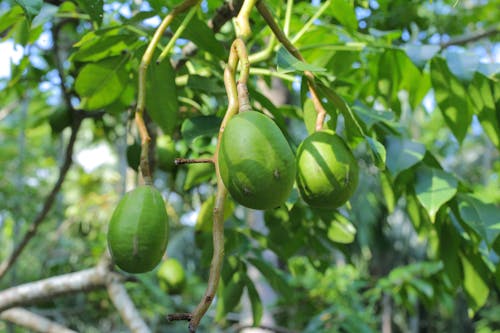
[0,116,83,280]
[256,1,327,131]
[0,307,77,333]
[440,26,500,49]
[107,277,151,333]
[0,258,115,312]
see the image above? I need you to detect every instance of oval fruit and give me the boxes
[296,130,358,208]
[157,258,186,295]
[218,111,296,210]
[156,135,177,172]
[107,185,169,273]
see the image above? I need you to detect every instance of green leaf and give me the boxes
[303,98,317,135]
[365,136,386,169]
[352,103,398,131]
[316,83,364,139]
[146,58,178,135]
[247,258,292,298]
[76,0,103,25]
[195,195,234,232]
[438,221,462,288]
[180,116,221,145]
[457,193,500,248]
[75,57,127,110]
[171,15,225,59]
[380,171,395,213]
[216,271,245,321]
[277,48,326,73]
[14,0,42,23]
[245,277,263,326]
[71,33,138,62]
[186,75,226,94]
[385,136,426,177]
[327,213,356,244]
[183,160,215,191]
[430,57,472,143]
[328,0,358,31]
[459,252,490,311]
[468,72,500,149]
[415,166,457,222]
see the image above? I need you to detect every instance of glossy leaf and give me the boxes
[248,257,292,298]
[365,136,386,170]
[328,0,358,31]
[75,57,128,110]
[457,193,500,248]
[216,271,245,321]
[430,57,472,143]
[277,48,326,73]
[415,166,457,222]
[181,116,221,145]
[385,136,425,177]
[146,57,178,135]
[468,72,500,149]
[76,0,103,25]
[245,277,263,326]
[459,252,490,311]
[14,0,42,23]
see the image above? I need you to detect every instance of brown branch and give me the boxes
[256,1,327,131]
[172,0,244,70]
[175,157,214,165]
[107,276,151,333]
[0,307,77,333]
[167,313,192,321]
[0,257,116,312]
[440,26,500,49]
[234,324,299,333]
[0,117,83,280]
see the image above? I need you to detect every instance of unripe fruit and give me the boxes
[126,141,141,171]
[49,108,72,133]
[107,186,169,273]
[156,135,177,172]
[157,258,186,295]
[296,130,358,208]
[218,111,296,210]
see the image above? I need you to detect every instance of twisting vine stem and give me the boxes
[183,38,247,333]
[256,0,327,131]
[135,0,200,184]
[234,0,258,38]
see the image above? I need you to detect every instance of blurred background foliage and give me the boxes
[0,0,499,332]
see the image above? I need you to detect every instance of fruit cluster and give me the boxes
[106,109,358,274]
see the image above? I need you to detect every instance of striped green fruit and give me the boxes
[296,130,358,208]
[218,111,296,210]
[107,185,169,273]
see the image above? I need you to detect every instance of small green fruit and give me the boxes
[107,186,169,273]
[49,108,72,133]
[296,130,358,208]
[157,258,186,295]
[126,141,141,171]
[156,135,177,172]
[218,111,296,210]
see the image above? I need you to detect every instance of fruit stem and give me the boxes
[234,0,258,39]
[188,37,242,332]
[157,5,199,64]
[256,1,327,131]
[174,157,214,165]
[231,39,251,112]
[135,0,201,181]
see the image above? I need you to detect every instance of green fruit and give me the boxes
[218,111,296,210]
[156,135,177,172]
[157,258,186,295]
[49,108,72,133]
[126,141,141,171]
[107,185,169,273]
[296,130,358,208]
